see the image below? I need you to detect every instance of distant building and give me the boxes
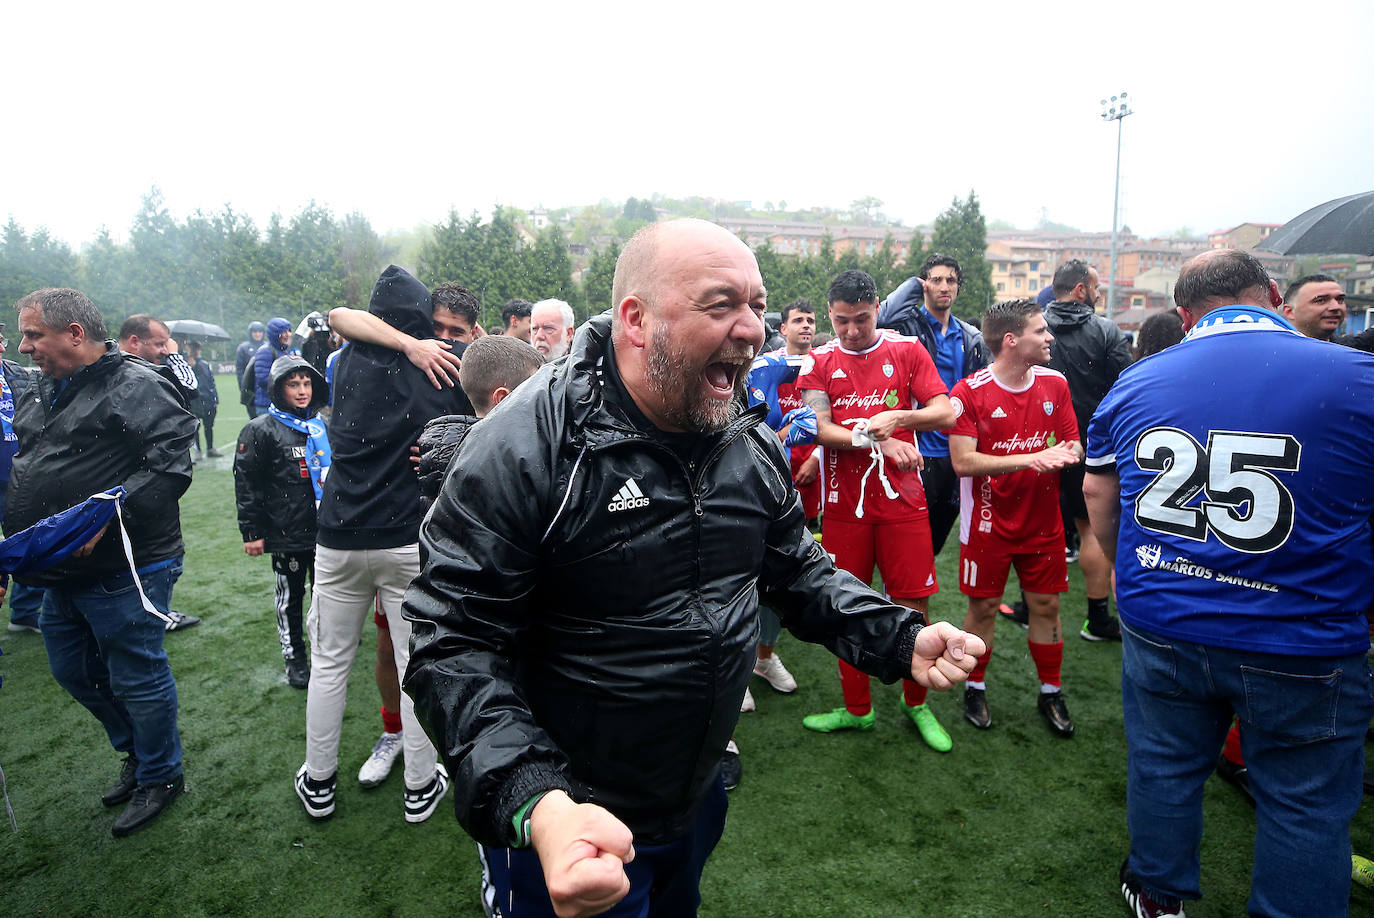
[988,228,1293,312]
[1133,266,1179,298]
[987,239,1056,299]
[715,217,918,261]
[1207,222,1282,251]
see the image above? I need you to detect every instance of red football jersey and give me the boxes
[797,332,947,523]
[949,366,1079,550]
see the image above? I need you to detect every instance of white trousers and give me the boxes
[304,543,437,790]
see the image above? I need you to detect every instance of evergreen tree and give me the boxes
[521,224,576,307]
[581,242,620,321]
[863,234,900,298]
[283,202,347,315]
[476,208,526,317]
[80,228,138,329]
[1,219,80,311]
[929,191,993,317]
[417,209,474,288]
[338,211,381,310]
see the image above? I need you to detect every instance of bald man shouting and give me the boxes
[404,219,983,918]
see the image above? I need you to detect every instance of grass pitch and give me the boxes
[1,377,1371,917]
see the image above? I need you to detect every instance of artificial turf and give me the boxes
[1,377,1370,917]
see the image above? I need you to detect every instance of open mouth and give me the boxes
[704,360,746,397]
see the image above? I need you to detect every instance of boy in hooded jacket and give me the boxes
[234,356,331,688]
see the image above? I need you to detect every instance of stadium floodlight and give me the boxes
[1100,91,1134,319]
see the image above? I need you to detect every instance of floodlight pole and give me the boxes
[1101,92,1133,319]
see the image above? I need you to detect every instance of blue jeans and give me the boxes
[1121,621,1371,917]
[40,560,184,784]
[758,605,782,648]
[8,579,44,627]
[480,780,728,918]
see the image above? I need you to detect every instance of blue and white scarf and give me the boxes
[0,371,14,445]
[267,406,332,503]
[1185,304,1301,341]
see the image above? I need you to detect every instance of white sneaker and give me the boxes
[358,731,403,787]
[753,654,798,693]
[740,686,756,713]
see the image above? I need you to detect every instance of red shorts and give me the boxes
[958,542,1067,598]
[823,516,937,600]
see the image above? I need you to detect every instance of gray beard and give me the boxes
[644,329,743,433]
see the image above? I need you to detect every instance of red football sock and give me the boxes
[968,643,993,683]
[903,680,928,707]
[1223,718,1244,766]
[838,659,872,716]
[1028,639,1063,688]
[381,704,403,734]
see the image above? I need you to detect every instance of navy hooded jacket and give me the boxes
[252,317,297,409]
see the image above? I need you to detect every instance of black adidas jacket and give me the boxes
[404,314,925,849]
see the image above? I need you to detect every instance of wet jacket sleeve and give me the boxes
[876,276,924,337]
[403,419,575,848]
[1333,327,1374,353]
[234,423,269,542]
[118,375,198,533]
[415,415,475,510]
[254,347,274,403]
[751,431,922,681]
[1103,320,1133,380]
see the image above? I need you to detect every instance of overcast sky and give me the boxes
[6,0,1372,248]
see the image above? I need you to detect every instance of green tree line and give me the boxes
[752,191,993,333]
[0,189,991,352]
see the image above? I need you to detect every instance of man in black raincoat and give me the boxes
[404,219,985,918]
[6,287,198,838]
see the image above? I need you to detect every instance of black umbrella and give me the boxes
[1260,191,1374,256]
[165,319,231,341]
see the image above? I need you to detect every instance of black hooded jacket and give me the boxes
[404,314,925,849]
[4,343,197,585]
[233,356,329,554]
[1043,299,1133,444]
[316,265,472,550]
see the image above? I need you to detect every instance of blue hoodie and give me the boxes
[252,317,298,409]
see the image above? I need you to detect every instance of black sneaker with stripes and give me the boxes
[295,764,336,819]
[403,764,450,824]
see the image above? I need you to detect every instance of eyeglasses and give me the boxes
[531,323,563,337]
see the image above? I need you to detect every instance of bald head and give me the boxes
[1174,249,1277,329]
[609,218,767,433]
[611,219,756,323]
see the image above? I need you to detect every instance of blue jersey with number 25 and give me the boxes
[1086,306,1374,656]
